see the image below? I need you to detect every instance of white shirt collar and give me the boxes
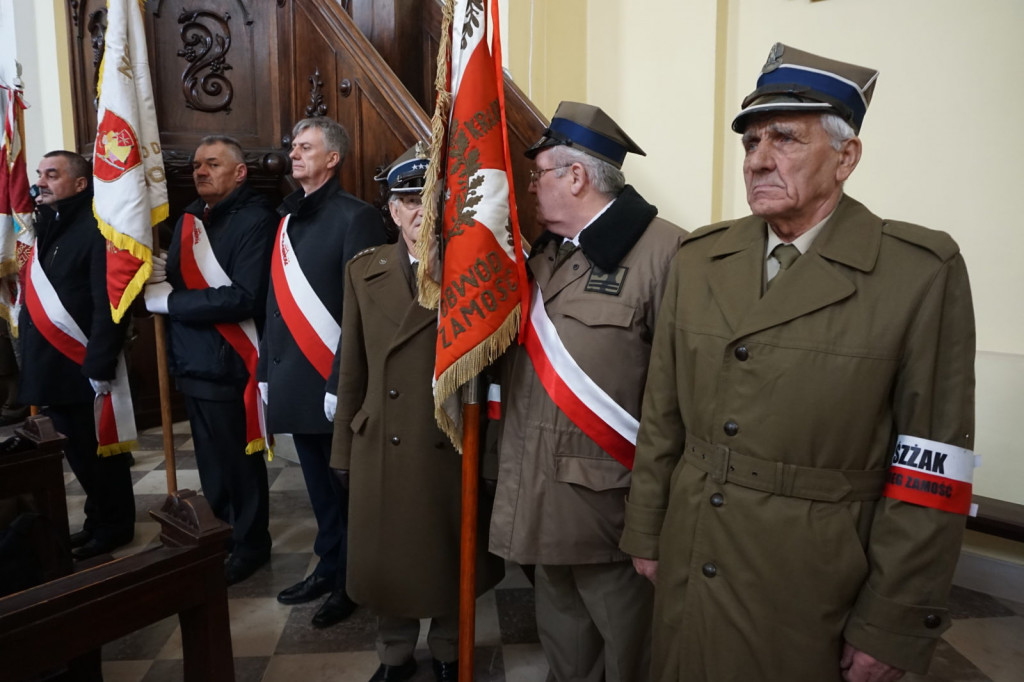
[567,198,615,246]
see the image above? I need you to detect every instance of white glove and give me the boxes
[144,281,173,314]
[259,382,269,405]
[89,379,112,395]
[324,392,337,422]
[149,251,168,284]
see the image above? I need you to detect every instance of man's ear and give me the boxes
[836,137,862,183]
[326,151,341,170]
[74,175,89,194]
[235,162,248,184]
[568,162,587,196]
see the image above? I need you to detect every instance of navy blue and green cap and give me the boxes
[375,141,429,194]
[525,101,645,169]
[732,43,879,134]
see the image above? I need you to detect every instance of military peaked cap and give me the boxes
[525,101,645,169]
[733,43,879,134]
[375,141,430,194]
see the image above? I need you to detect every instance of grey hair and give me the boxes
[546,145,625,197]
[820,113,857,151]
[196,135,245,164]
[292,117,350,160]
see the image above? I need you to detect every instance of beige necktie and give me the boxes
[554,240,577,269]
[767,243,800,290]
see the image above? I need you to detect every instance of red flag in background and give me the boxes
[416,0,528,448]
[0,84,35,334]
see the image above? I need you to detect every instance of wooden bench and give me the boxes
[0,489,235,681]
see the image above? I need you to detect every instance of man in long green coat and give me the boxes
[621,44,976,682]
[331,144,503,682]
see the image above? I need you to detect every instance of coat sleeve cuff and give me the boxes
[842,583,950,674]
[618,495,665,558]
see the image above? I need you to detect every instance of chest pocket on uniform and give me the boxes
[558,298,635,329]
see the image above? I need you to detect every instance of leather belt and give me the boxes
[683,435,886,502]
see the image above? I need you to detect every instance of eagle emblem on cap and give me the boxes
[762,43,785,73]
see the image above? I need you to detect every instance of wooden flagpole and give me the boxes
[151,224,176,494]
[458,378,480,682]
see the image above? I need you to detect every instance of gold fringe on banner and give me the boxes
[414,0,456,311]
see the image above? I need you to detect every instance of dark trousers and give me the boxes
[44,402,135,544]
[292,432,348,589]
[184,394,271,560]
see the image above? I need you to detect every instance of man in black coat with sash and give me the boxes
[258,116,387,628]
[19,150,135,560]
[145,135,276,585]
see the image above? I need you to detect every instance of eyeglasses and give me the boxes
[528,165,571,183]
[397,194,423,208]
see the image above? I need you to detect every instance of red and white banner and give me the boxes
[883,434,979,516]
[178,214,268,454]
[524,286,639,469]
[93,0,168,323]
[0,85,34,333]
[420,0,528,448]
[24,245,137,455]
[270,215,340,380]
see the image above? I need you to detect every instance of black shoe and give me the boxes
[432,658,457,682]
[311,589,357,628]
[71,537,123,561]
[69,529,92,549]
[224,553,270,586]
[369,658,417,682]
[277,573,333,605]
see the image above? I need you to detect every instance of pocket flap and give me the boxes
[350,409,369,435]
[554,454,630,492]
[560,298,635,328]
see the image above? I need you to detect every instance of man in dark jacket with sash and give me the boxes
[622,45,976,682]
[258,116,387,628]
[145,135,276,585]
[20,150,135,560]
[490,103,686,682]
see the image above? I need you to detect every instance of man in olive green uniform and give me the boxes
[331,144,503,682]
[490,102,686,682]
[621,45,976,682]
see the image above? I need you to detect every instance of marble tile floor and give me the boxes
[45,424,1024,681]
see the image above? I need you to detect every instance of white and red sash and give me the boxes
[24,243,137,456]
[270,215,340,380]
[178,214,268,454]
[523,283,639,469]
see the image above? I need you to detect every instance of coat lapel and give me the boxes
[708,196,881,340]
[530,240,590,302]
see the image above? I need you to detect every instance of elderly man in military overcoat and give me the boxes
[490,102,686,682]
[621,45,976,682]
[331,144,503,682]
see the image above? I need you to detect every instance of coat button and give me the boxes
[734,345,749,361]
[388,389,399,399]
[923,614,942,629]
[701,562,718,578]
[273,357,280,365]
[390,436,401,445]
[723,421,739,436]
[274,309,281,318]
[435,440,446,449]
[710,493,724,507]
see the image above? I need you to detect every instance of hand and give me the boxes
[331,468,349,491]
[149,251,167,284]
[631,556,658,585]
[840,642,905,682]
[258,382,269,405]
[89,378,112,395]
[144,281,173,314]
[324,392,337,422]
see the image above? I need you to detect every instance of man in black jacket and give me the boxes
[258,116,387,628]
[144,136,276,585]
[19,150,135,560]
